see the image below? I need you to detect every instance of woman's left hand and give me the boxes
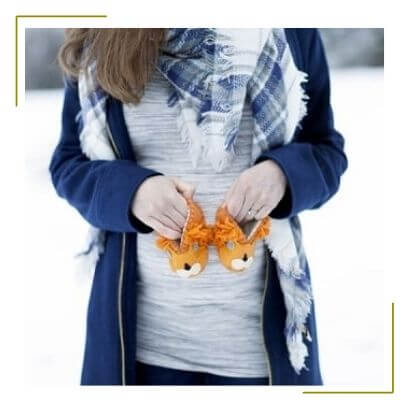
[223,159,287,223]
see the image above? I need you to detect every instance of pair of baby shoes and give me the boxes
[155,195,271,278]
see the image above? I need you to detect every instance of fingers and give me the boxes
[236,192,254,223]
[165,206,187,229]
[132,175,195,240]
[162,211,183,233]
[225,181,245,220]
[148,216,182,240]
[171,176,196,199]
[224,178,271,223]
[151,178,192,239]
[245,195,269,221]
[158,192,188,233]
[169,190,189,222]
[253,205,270,220]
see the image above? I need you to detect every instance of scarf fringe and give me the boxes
[265,217,313,374]
[278,267,313,374]
[74,227,106,274]
[287,328,311,374]
[265,219,302,277]
[176,103,204,168]
[287,70,309,140]
[203,135,236,172]
[175,101,237,172]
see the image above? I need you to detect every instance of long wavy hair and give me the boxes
[57,28,167,104]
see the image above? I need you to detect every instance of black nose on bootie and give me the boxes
[184,263,192,271]
[242,253,248,262]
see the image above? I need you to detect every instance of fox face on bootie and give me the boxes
[155,196,270,275]
[213,204,271,272]
[155,196,214,278]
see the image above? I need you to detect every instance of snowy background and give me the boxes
[24,29,385,386]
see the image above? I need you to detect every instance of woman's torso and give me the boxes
[123,68,270,378]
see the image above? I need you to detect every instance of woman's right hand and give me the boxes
[131,175,195,240]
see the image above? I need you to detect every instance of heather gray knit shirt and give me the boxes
[123,68,270,378]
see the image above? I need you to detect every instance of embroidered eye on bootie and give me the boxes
[155,195,214,278]
[213,203,271,272]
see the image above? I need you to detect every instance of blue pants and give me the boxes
[136,360,270,385]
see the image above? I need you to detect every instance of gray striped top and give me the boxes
[123,68,270,378]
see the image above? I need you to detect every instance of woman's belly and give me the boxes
[123,69,269,377]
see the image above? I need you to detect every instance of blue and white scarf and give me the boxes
[76,28,314,375]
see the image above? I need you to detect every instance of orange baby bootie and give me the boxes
[213,203,271,272]
[155,195,214,278]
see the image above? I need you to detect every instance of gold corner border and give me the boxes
[303,302,395,394]
[15,14,107,107]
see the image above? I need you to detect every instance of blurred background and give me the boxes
[24,29,385,387]
[25,28,384,89]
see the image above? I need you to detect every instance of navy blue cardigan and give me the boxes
[49,28,348,385]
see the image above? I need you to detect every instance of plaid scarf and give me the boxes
[76,28,314,375]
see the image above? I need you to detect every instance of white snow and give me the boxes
[301,67,386,387]
[24,67,385,386]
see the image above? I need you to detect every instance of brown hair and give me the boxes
[57,28,166,104]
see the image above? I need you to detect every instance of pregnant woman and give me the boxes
[49,28,348,385]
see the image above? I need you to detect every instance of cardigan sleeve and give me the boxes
[48,78,164,233]
[253,28,348,219]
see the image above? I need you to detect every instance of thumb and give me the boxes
[171,177,196,198]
